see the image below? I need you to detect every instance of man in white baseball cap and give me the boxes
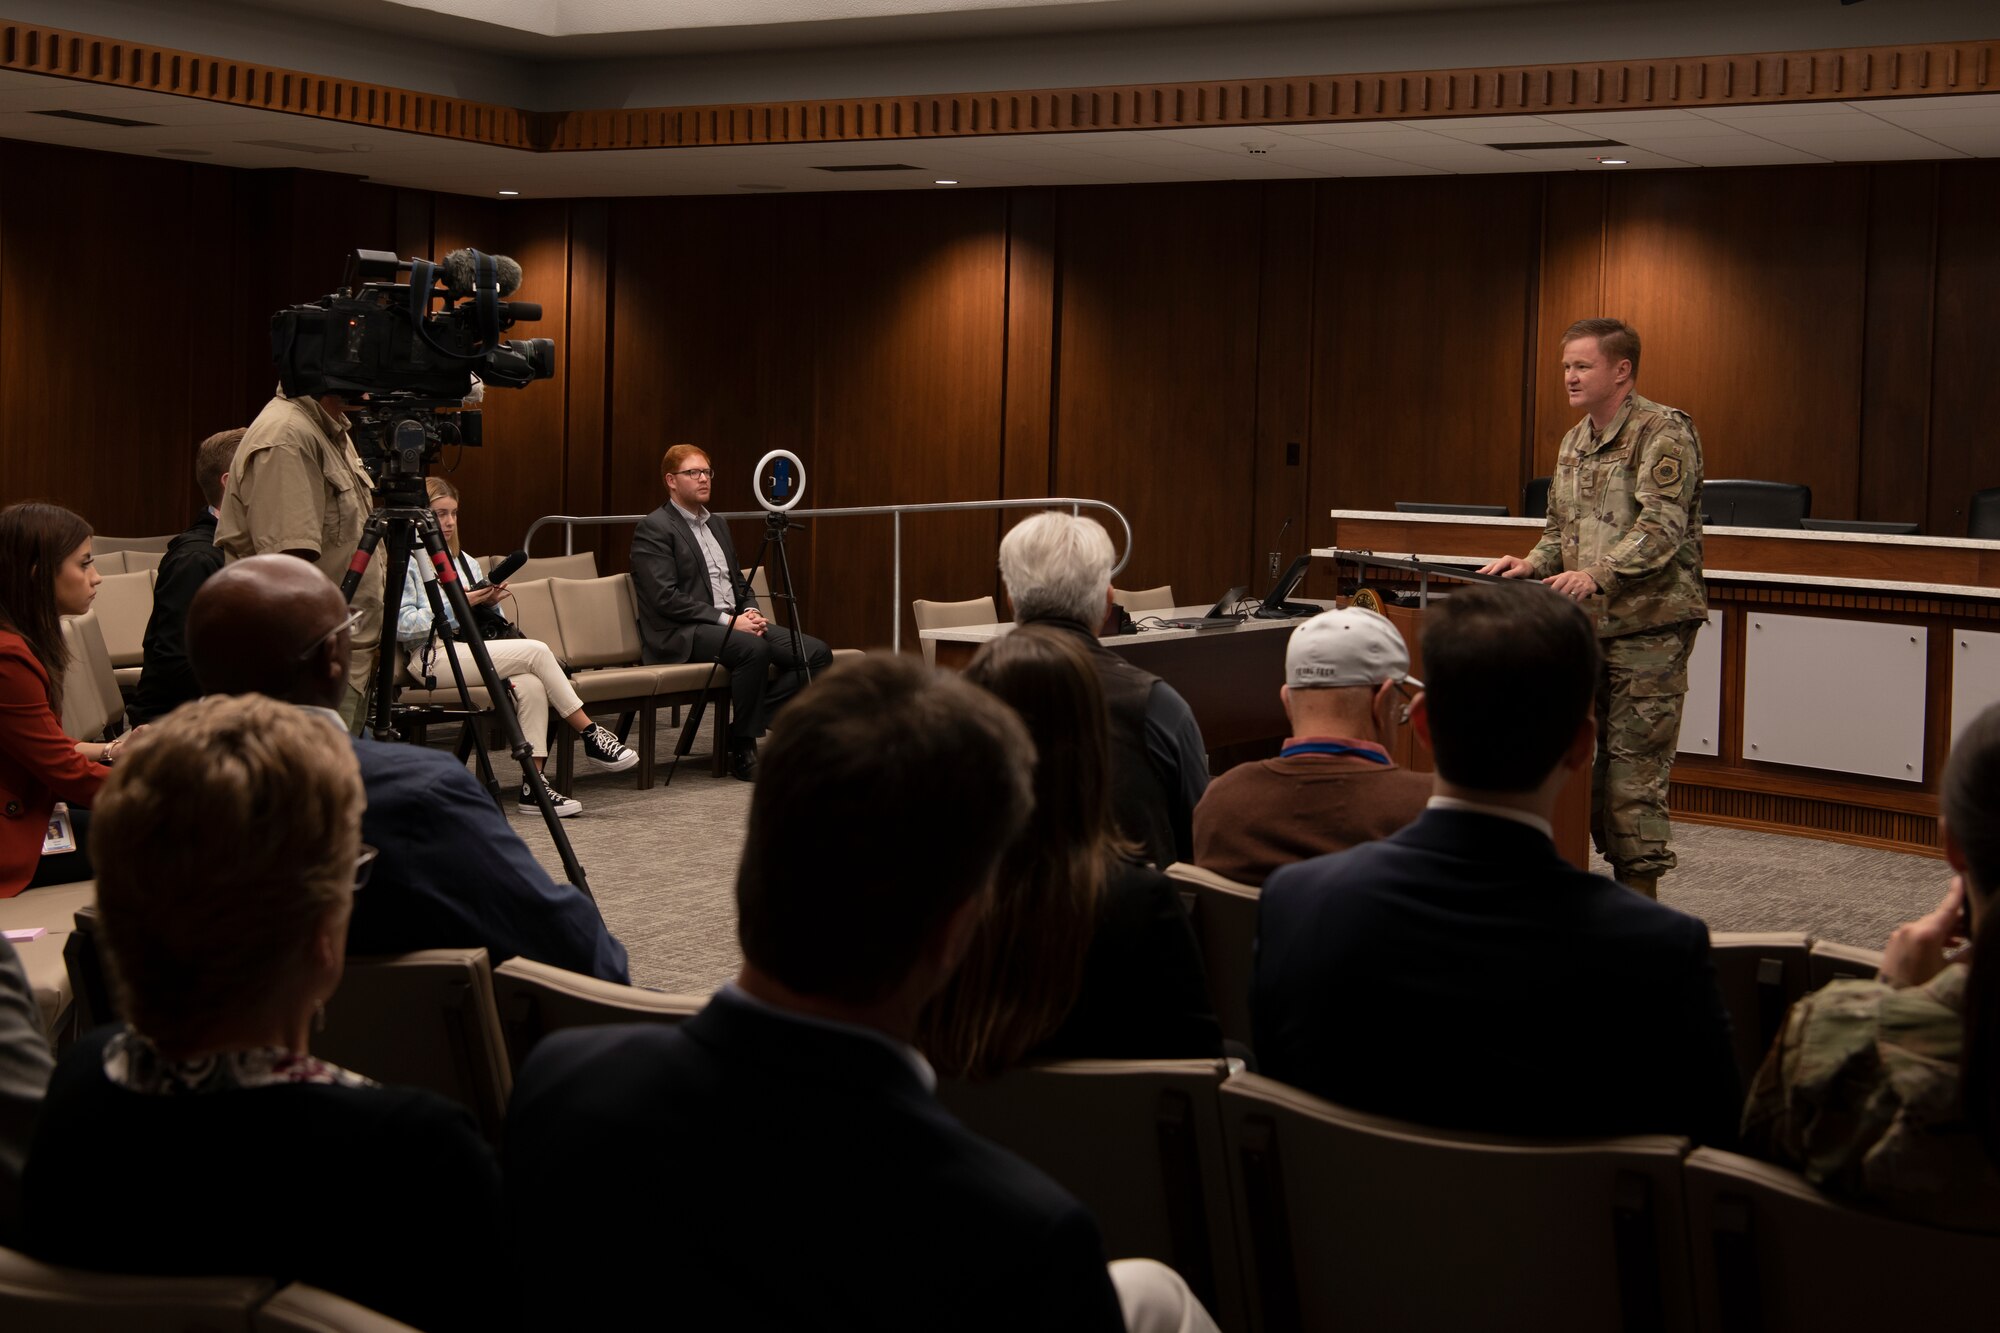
[1192,607,1433,885]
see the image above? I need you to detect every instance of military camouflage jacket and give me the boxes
[1741,963,2000,1233]
[1525,391,1707,639]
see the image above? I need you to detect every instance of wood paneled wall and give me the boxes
[4,137,1997,653]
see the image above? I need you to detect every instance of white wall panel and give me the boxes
[1743,612,1926,781]
[1951,628,2000,742]
[1676,611,1724,756]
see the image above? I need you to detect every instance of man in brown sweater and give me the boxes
[1193,607,1432,885]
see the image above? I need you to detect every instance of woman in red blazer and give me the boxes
[0,503,114,896]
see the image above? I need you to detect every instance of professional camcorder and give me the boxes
[271,247,555,492]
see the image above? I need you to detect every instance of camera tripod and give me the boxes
[665,510,813,788]
[337,429,594,900]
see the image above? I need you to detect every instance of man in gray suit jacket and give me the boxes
[631,444,831,780]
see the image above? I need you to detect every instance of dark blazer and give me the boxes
[24,1025,503,1333]
[0,633,103,897]
[630,503,759,664]
[506,991,1126,1332]
[1253,807,1741,1146]
[347,735,629,982]
[129,512,226,724]
[1036,857,1224,1062]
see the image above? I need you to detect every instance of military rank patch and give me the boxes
[1651,456,1682,490]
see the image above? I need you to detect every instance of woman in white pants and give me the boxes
[396,477,636,817]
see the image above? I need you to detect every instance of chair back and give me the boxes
[504,578,564,658]
[64,904,117,1033]
[315,948,512,1144]
[1807,938,1884,991]
[91,550,130,577]
[56,615,114,743]
[1708,932,1811,1088]
[1684,1147,2000,1331]
[1969,485,2000,540]
[510,551,599,585]
[255,1283,423,1332]
[549,575,643,669]
[911,596,997,666]
[491,957,703,1070]
[1112,585,1176,613]
[92,571,155,669]
[1523,474,1553,518]
[0,1243,274,1331]
[939,1059,1246,1331]
[744,566,772,606]
[89,535,175,556]
[1703,480,1811,528]
[1219,1072,1695,1333]
[121,550,164,573]
[1164,862,1260,1049]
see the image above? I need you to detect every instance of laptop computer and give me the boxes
[1162,586,1249,630]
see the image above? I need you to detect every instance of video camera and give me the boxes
[271,248,555,495]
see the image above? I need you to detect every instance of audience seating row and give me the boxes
[56,611,124,746]
[46,913,1983,1333]
[0,1244,420,1331]
[1163,863,1887,1079]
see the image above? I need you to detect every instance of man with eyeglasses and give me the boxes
[1192,607,1432,887]
[632,444,833,781]
[184,556,629,983]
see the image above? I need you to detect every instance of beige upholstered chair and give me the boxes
[0,1243,275,1330]
[120,550,164,574]
[911,596,998,667]
[255,1283,423,1332]
[939,1058,1247,1332]
[508,551,598,585]
[0,882,94,1040]
[1219,1072,1696,1333]
[91,569,155,695]
[56,613,121,743]
[1164,862,1260,1050]
[491,957,703,1070]
[1112,585,1176,613]
[543,574,670,789]
[1708,932,1811,1088]
[502,577,564,655]
[1684,1148,2000,1331]
[88,535,175,557]
[315,948,513,1145]
[1807,938,1883,991]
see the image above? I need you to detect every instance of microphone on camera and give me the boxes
[441,248,524,301]
[486,549,529,585]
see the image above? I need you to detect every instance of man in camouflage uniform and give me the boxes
[1481,318,1704,898]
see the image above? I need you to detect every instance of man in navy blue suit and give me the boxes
[506,655,1136,1332]
[1253,580,1740,1145]
[185,556,628,983]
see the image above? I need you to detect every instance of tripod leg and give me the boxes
[769,522,813,687]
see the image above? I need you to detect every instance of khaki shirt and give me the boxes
[1525,390,1706,639]
[216,391,384,654]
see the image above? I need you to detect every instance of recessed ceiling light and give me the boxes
[1595,157,1630,165]
[934,179,958,185]
[498,189,520,196]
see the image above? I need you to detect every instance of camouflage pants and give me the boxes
[1592,621,1699,879]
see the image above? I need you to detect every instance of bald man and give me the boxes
[186,557,627,981]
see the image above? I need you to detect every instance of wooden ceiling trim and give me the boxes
[3,22,1996,155]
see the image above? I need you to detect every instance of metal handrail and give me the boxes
[523,497,1133,652]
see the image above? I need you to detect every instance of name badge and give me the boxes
[43,802,75,855]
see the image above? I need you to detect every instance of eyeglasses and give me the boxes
[353,843,379,892]
[294,606,364,662]
[672,468,714,480]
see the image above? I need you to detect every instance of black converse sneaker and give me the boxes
[581,723,640,773]
[520,772,583,818]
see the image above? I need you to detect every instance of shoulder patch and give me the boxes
[1652,455,1682,490]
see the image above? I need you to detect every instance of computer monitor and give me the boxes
[1798,518,1920,536]
[1254,554,1317,620]
[1394,501,1509,517]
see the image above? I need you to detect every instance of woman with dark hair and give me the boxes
[1743,700,2000,1230]
[918,622,1221,1079]
[395,476,637,817]
[0,501,116,895]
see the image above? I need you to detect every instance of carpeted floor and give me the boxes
[474,715,1950,993]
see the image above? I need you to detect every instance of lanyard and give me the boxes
[1279,741,1390,765]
